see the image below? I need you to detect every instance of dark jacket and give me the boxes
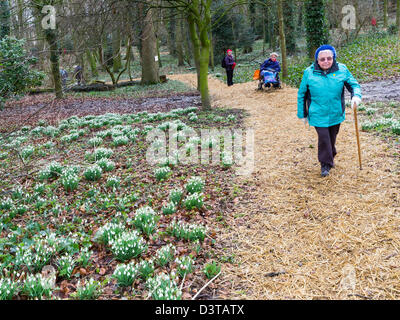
[224,55,235,70]
[260,58,281,72]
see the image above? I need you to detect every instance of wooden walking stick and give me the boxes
[353,102,362,170]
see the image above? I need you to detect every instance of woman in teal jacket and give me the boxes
[297,45,362,177]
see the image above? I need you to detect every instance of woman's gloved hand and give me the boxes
[351,96,362,109]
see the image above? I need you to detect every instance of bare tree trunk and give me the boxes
[188,14,201,89]
[397,0,400,37]
[183,23,192,66]
[31,2,62,98]
[176,15,185,66]
[98,46,116,84]
[187,0,212,110]
[116,36,133,83]
[86,49,98,78]
[112,27,122,72]
[17,0,24,38]
[139,2,159,84]
[209,29,214,71]
[0,0,10,39]
[167,8,176,56]
[384,0,388,28]
[277,0,288,78]
[262,2,266,55]
[45,29,63,99]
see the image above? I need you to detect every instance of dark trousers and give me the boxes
[315,124,341,168]
[226,69,233,86]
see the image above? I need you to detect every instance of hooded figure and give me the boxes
[297,44,362,177]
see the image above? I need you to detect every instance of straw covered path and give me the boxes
[170,74,400,300]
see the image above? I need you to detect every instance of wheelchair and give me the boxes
[257,69,281,90]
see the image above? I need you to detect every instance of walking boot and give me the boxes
[321,164,330,177]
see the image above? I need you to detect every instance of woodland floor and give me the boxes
[171,74,400,300]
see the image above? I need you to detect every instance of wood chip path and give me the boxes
[171,73,400,300]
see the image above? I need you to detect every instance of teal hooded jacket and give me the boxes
[297,60,362,128]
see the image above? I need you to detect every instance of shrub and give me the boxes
[61,170,79,192]
[0,278,20,300]
[154,167,172,181]
[0,197,13,210]
[169,188,183,205]
[133,206,159,236]
[221,152,233,168]
[57,254,76,279]
[162,202,177,215]
[167,219,207,242]
[109,230,147,261]
[176,256,195,278]
[112,135,129,147]
[391,121,400,135]
[155,244,176,267]
[96,158,115,172]
[203,261,221,279]
[21,145,34,160]
[84,164,102,181]
[34,183,46,195]
[94,221,125,245]
[112,262,138,287]
[0,36,45,109]
[74,278,102,300]
[106,176,121,189]
[43,141,55,149]
[38,161,63,181]
[93,148,113,161]
[77,247,92,268]
[15,240,56,273]
[146,272,182,300]
[22,274,53,300]
[185,176,204,194]
[87,137,103,147]
[183,192,204,210]
[137,259,155,280]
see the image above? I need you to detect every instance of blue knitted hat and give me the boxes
[315,45,337,61]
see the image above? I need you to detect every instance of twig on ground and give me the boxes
[192,271,221,300]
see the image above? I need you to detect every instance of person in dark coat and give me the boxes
[260,52,281,73]
[260,52,281,88]
[223,49,235,86]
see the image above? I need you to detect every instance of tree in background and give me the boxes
[277,0,287,78]
[384,0,388,29]
[0,36,45,109]
[31,0,63,99]
[304,0,329,60]
[212,2,255,60]
[397,0,400,37]
[0,0,11,39]
[139,1,159,84]
[283,0,297,55]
